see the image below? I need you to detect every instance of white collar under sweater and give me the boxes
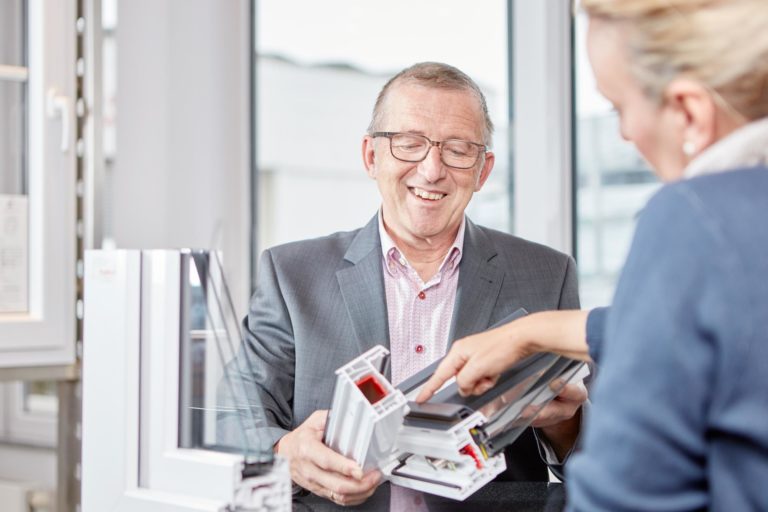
[684,116,768,179]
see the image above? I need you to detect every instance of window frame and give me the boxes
[0,0,78,369]
[511,0,574,254]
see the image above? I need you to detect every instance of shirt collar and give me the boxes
[377,209,465,277]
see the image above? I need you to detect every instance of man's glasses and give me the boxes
[372,132,486,170]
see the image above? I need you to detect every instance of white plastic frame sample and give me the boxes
[323,346,408,472]
[323,345,506,500]
[384,406,507,500]
[324,326,589,501]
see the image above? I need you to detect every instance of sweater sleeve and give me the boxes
[585,306,609,363]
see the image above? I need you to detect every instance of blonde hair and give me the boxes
[581,0,768,120]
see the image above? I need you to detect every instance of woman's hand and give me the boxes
[416,310,592,403]
[415,324,530,401]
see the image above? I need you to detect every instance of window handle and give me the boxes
[46,88,72,152]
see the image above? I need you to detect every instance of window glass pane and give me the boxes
[0,0,26,67]
[23,381,58,414]
[0,80,26,195]
[574,13,660,308]
[0,0,27,314]
[179,252,274,459]
[0,80,28,315]
[256,0,510,251]
[179,259,209,449]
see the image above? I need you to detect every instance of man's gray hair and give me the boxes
[367,62,494,147]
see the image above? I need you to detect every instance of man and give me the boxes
[231,62,586,506]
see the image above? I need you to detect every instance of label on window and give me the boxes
[0,194,28,313]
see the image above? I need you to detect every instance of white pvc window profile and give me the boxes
[82,250,289,512]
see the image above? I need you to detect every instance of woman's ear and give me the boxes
[664,78,720,156]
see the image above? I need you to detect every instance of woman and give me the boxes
[417,0,768,509]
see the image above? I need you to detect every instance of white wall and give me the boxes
[114,0,251,309]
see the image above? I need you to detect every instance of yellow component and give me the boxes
[470,428,489,459]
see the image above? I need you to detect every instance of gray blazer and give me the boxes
[224,215,579,479]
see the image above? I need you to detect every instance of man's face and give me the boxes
[362,83,494,248]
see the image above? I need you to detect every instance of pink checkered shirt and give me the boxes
[378,212,465,387]
[379,212,465,509]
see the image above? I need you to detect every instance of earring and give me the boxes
[682,140,697,157]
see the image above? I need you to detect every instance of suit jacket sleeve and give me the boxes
[218,249,296,451]
[558,256,581,310]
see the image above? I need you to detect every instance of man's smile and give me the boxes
[409,187,446,201]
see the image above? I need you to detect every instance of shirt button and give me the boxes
[415,344,424,354]
[418,291,426,300]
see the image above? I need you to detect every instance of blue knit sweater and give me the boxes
[568,167,768,511]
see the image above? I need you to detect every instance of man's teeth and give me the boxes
[412,188,445,201]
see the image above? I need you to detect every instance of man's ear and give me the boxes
[664,78,719,156]
[474,151,495,192]
[362,135,377,179]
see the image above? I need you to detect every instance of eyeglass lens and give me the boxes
[390,133,480,169]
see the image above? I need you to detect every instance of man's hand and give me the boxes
[530,380,587,429]
[532,381,588,460]
[276,410,381,506]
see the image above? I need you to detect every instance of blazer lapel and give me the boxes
[336,216,390,357]
[449,219,505,343]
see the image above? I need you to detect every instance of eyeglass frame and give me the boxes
[371,131,488,170]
